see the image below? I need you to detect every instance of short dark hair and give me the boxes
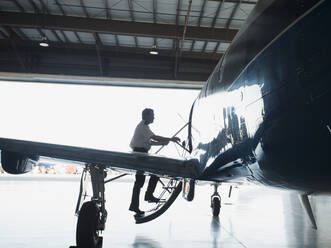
[142,108,154,120]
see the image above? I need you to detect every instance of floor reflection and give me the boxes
[2,176,331,247]
[132,236,162,248]
[210,217,221,248]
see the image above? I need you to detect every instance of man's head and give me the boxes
[142,108,154,124]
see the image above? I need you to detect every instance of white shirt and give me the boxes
[130,121,155,150]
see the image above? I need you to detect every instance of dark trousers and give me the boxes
[129,147,159,209]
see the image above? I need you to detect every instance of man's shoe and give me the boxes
[144,195,161,203]
[129,206,144,215]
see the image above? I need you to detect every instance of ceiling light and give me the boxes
[39,41,49,47]
[149,50,158,55]
[39,37,49,47]
[149,45,158,55]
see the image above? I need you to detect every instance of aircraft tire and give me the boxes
[212,197,221,217]
[76,201,101,248]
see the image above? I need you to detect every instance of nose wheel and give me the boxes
[211,184,221,217]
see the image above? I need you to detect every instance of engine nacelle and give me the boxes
[1,150,39,174]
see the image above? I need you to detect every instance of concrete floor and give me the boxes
[0,174,331,248]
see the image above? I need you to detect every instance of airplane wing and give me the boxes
[0,137,201,179]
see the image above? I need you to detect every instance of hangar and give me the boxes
[1,1,331,248]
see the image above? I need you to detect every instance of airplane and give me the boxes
[0,0,330,247]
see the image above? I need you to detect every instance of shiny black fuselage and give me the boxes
[191,0,331,192]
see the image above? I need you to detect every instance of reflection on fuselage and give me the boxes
[191,84,263,169]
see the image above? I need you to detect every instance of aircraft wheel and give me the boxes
[76,201,102,248]
[211,197,221,217]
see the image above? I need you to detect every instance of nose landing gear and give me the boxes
[211,184,221,217]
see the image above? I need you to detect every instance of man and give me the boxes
[129,108,180,215]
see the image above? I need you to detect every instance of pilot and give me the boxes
[129,108,180,215]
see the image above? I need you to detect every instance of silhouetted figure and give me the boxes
[129,108,180,215]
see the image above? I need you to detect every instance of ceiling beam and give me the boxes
[36,28,46,39]
[0,39,223,61]
[127,0,137,47]
[80,0,90,18]
[213,41,221,53]
[0,43,215,82]
[60,30,70,43]
[93,32,104,76]
[175,0,181,27]
[209,0,224,57]
[226,2,240,28]
[197,0,208,27]
[38,0,50,14]
[153,0,157,23]
[27,0,40,13]
[55,2,254,18]
[51,30,63,42]
[54,0,68,43]
[0,30,8,39]
[173,0,181,51]
[3,26,22,41]
[55,0,66,15]
[190,0,208,51]
[0,38,218,81]
[104,0,110,19]
[12,0,25,12]
[93,33,103,46]
[74,31,83,44]
[128,0,135,21]
[0,72,205,89]
[176,0,193,78]
[173,0,182,78]
[153,0,157,46]
[115,35,119,47]
[103,0,113,47]
[201,41,208,53]
[0,11,237,43]
[210,0,256,4]
[211,0,224,28]
[13,27,28,40]
[134,36,138,47]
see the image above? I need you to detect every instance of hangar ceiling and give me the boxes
[0,0,257,87]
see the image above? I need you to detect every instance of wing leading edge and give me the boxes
[0,137,201,179]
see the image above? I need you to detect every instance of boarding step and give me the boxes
[134,181,182,224]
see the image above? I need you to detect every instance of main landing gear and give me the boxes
[76,201,104,248]
[71,164,121,248]
[70,165,183,247]
[211,184,221,217]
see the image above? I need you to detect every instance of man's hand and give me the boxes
[151,135,179,146]
[170,137,180,143]
[151,140,169,146]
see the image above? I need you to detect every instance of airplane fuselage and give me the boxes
[190,0,331,192]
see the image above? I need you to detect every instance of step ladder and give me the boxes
[134,180,183,224]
